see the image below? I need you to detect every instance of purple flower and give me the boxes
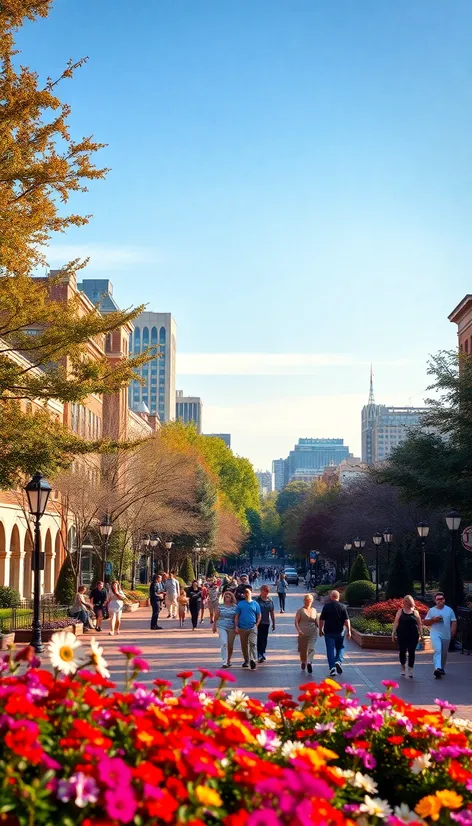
[57,773,99,808]
[435,698,457,712]
[344,804,362,814]
[104,787,137,823]
[131,686,155,710]
[366,692,384,701]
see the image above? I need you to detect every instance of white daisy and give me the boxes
[359,795,392,818]
[281,740,304,759]
[351,772,378,794]
[261,715,277,730]
[226,690,249,709]
[198,691,212,707]
[335,768,355,779]
[89,637,110,679]
[410,753,432,775]
[48,630,84,676]
[394,803,427,823]
[451,717,472,731]
[344,705,362,720]
[256,731,282,751]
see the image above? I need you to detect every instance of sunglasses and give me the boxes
[435,597,445,602]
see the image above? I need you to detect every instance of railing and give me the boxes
[0,604,70,634]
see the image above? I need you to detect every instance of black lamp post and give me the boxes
[344,542,352,579]
[445,509,461,610]
[383,528,393,569]
[373,532,383,602]
[142,536,150,582]
[24,472,52,654]
[417,521,430,597]
[99,515,113,582]
[165,541,173,573]
[150,535,159,577]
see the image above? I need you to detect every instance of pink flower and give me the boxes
[248,812,283,826]
[435,698,457,712]
[104,787,137,823]
[452,813,472,826]
[381,680,399,689]
[98,756,132,789]
[132,657,150,672]
[215,669,237,682]
[119,646,142,657]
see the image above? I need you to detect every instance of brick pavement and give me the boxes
[77,587,472,717]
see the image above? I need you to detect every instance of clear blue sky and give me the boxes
[20,1,472,468]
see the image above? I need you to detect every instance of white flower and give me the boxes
[256,731,281,751]
[351,772,378,794]
[451,717,472,731]
[359,795,392,819]
[410,753,432,775]
[221,758,229,768]
[198,692,212,707]
[393,803,427,823]
[281,740,304,759]
[344,705,362,719]
[48,631,84,675]
[335,768,355,779]
[261,715,277,730]
[89,637,110,679]
[226,690,249,709]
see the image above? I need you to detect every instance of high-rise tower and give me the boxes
[361,366,377,464]
[129,312,177,422]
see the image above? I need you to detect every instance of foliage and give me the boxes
[243,508,263,562]
[275,481,311,516]
[122,590,142,603]
[386,547,414,599]
[344,579,376,606]
[440,548,466,609]
[260,492,282,545]
[206,558,216,577]
[350,616,394,636]
[2,641,472,824]
[362,599,429,624]
[54,557,76,604]
[179,555,196,584]
[349,553,371,584]
[0,586,20,608]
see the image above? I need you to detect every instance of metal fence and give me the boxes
[0,604,69,634]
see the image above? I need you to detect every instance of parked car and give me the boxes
[283,567,299,585]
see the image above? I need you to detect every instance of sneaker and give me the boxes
[439,668,446,675]
[434,669,442,679]
[408,667,414,679]
[96,627,102,632]
[242,662,249,668]
[258,656,264,663]
[307,663,313,674]
[250,660,256,670]
[155,625,163,630]
[222,663,229,669]
[301,663,306,671]
[262,654,267,661]
[400,668,406,677]
[335,661,343,675]
[330,667,336,676]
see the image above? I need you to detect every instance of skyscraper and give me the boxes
[176,390,203,433]
[286,439,351,483]
[129,312,177,422]
[272,458,286,491]
[361,370,427,464]
[255,471,273,497]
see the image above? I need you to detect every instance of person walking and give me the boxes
[212,591,237,667]
[207,577,220,623]
[200,579,208,624]
[276,572,288,613]
[164,571,180,620]
[319,590,351,676]
[90,580,107,632]
[392,595,422,678]
[149,573,164,631]
[235,574,252,602]
[186,580,203,630]
[107,580,126,636]
[424,591,457,679]
[235,588,261,669]
[177,590,189,627]
[294,593,318,673]
[256,585,275,662]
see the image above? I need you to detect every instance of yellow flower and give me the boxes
[195,785,222,808]
[324,678,341,690]
[435,790,463,809]
[415,795,442,821]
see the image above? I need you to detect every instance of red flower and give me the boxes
[198,668,214,679]
[268,690,292,702]
[13,645,35,662]
[224,813,249,826]
[402,748,423,759]
[387,736,404,745]
[176,671,193,679]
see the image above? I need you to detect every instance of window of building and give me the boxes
[142,326,149,349]
[151,326,158,346]
[105,333,112,353]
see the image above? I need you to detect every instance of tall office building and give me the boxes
[286,438,351,483]
[129,312,177,422]
[361,371,427,465]
[272,458,286,491]
[176,390,203,433]
[255,471,273,497]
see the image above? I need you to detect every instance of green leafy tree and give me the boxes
[386,547,414,599]
[276,482,310,516]
[54,557,76,605]
[349,553,371,584]
[180,556,195,585]
[243,508,263,563]
[440,548,466,609]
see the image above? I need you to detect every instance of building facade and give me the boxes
[255,471,273,497]
[272,458,286,491]
[129,311,177,422]
[286,438,350,483]
[176,391,203,433]
[449,294,472,353]
[361,371,427,465]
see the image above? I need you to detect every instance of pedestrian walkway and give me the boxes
[86,588,472,718]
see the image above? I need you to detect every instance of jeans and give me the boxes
[278,592,286,611]
[324,632,345,670]
[150,602,161,630]
[71,608,90,629]
[217,627,236,665]
[432,635,449,671]
[239,626,257,663]
[257,623,270,656]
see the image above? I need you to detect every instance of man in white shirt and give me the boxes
[424,592,457,679]
[164,571,180,619]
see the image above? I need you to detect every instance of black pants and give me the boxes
[398,634,419,668]
[150,602,161,630]
[257,624,270,656]
[189,603,201,628]
[278,592,286,611]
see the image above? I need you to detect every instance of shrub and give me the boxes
[206,558,216,577]
[334,580,347,589]
[122,590,142,602]
[179,555,195,584]
[349,553,370,583]
[351,616,394,636]
[362,598,429,624]
[54,557,76,605]
[0,586,20,608]
[344,579,376,606]
[315,584,332,596]
[386,547,414,599]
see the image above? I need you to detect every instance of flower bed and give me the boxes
[362,599,429,624]
[0,636,471,824]
[14,619,79,644]
[350,600,431,648]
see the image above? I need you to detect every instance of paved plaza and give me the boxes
[81,586,472,717]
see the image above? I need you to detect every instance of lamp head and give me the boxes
[417,521,430,539]
[99,515,113,538]
[373,532,383,546]
[445,509,461,532]
[383,527,393,544]
[24,472,52,518]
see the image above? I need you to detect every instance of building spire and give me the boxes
[368,364,375,405]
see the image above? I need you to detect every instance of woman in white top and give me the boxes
[107,580,126,636]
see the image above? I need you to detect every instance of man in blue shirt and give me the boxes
[235,588,261,669]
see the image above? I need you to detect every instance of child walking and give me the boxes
[177,591,189,627]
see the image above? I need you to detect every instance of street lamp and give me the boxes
[383,528,393,569]
[353,537,365,550]
[194,545,201,578]
[344,542,352,580]
[24,472,52,653]
[417,521,430,598]
[150,535,159,577]
[372,532,383,602]
[445,509,461,609]
[165,541,173,573]
[99,515,113,582]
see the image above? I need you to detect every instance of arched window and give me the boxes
[142,326,149,348]
[134,327,140,353]
[151,326,158,346]
[159,326,166,345]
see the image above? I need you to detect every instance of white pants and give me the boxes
[166,597,178,618]
[432,636,449,671]
[217,627,236,665]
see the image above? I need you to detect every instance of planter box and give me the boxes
[14,625,74,644]
[139,599,150,608]
[0,632,15,650]
[351,628,432,651]
[123,602,139,613]
[71,622,83,636]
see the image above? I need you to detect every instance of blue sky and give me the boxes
[20,1,472,468]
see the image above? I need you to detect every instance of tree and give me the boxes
[206,559,216,578]
[440,548,466,610]
[276,482,311,516]
[180,556,195,585]
[243,509,263,563]
[349,553,371,584]
[386,547,414,599]
[54,557,76,605]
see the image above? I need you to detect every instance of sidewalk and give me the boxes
[77,589,472,718]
